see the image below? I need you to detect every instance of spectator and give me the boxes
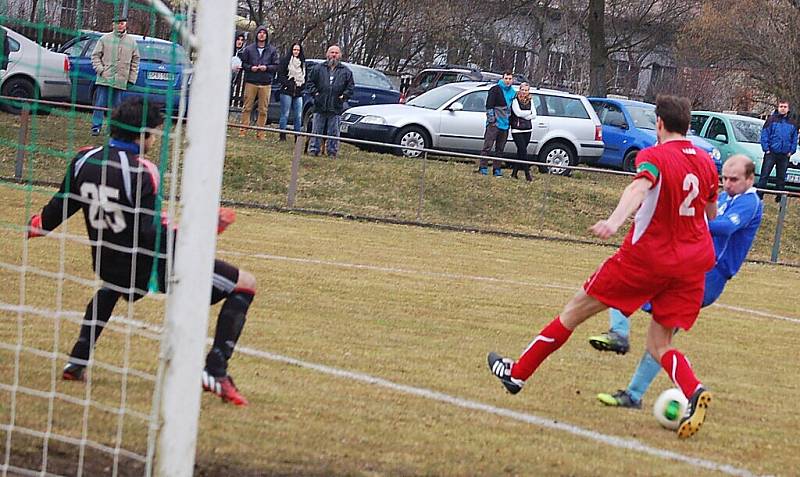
[509,82,536,181]
[757,99,798,202]
[479,71,515,177]
[230,32,245,96]
[89,15,140,136]
[238,25,279,139]
[306,45,354,158]
[277,42,306,142]
[1,25,10,72]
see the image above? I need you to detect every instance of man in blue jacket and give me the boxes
[238,26,279,139]
[479,71,515,177]
[587,154,763,409]
[757,100,798,201]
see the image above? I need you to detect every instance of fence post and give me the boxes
[287,132,303,207]
[770,194,788,263]
[416,151,427,221]
[15,106,30,180]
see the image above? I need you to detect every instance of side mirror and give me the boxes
[448,102,464,112]
[714,134,728,143]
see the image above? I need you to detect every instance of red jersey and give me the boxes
[618,139,719,275]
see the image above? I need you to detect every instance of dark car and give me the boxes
[402,65,528,103]
[59,31,190,113]
[266,59,400,128]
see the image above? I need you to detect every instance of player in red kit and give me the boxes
[487,95,719,439]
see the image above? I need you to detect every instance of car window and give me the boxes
[435,73,458,88]
[457,91,488,112]
[627,106,656,130]
[543,95,589,119]
[61,38,92,57]
[416,72,436,90]
[350,65,394,89]
[690,115,710,135]
[730,119,763,143]
[407,84,466,109]
[532,94,546,115]
[8,37,20,53]
[590,101,604,118]
[704,118,727,141]
[138,41,190,65]
[600,104,625,127]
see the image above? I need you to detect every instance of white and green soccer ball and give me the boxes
[653,388,688,430]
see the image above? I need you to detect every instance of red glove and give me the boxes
[217,207,236,234]
[27,214,45,239]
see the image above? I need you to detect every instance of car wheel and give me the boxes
[537,141,576,176]
[622,149,639,173]
[395,126,429,158]
[1,77,42,115]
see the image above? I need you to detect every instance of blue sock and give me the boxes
[626,351,662,403]
[608,308,630,338]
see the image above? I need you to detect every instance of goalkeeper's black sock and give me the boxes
[69,288,121,364]
[205,289,254,377]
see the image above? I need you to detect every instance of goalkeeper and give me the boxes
[27,97,253,406]
[588,154,762,409]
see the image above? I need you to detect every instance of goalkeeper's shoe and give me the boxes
[202,369,248,406]
[588,330,630,355]
[677,386,712,439]
[62,363,86,381]
[596,389,641,409]
[487,352,524,395]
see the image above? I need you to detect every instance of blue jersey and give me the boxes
[709,188,763,279]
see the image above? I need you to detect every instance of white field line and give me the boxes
[217,249,800,325]
[2,306,765,476]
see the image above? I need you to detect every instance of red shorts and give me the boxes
[583,252,705,330]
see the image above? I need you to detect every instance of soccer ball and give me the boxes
[653,388,688,430]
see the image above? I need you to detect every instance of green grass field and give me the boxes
[1,182,798,476]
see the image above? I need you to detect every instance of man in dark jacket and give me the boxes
[306,45,354,158]
[480,72,515,176]
[757,100,798,201]
[0,25,10,72]
[238,25,279,139]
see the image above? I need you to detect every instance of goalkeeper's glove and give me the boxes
[27,214,45,239]
[217,207,236,234]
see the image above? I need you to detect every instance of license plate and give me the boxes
[340,123,349,133]
[787,172,800,184]
[147,71,175,81]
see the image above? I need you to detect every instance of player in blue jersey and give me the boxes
[588,154,763,409]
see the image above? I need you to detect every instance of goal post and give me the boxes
[154,1,236,476]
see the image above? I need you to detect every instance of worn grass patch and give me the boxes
[1,184,798,476]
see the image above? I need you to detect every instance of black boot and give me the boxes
[279,132,286,141]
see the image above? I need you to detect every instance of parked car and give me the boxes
[589,97,722,172]
[690,111,800,188]
[340,81,604,176]
[58,31,190,113]
[402,65,528,103]
[266,59,400,127]
[0,26,71,114]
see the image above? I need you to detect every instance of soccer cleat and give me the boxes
[677,387,712,439]
[596,389,642,409]
[62,363,86,381]
[487,352,524,395]
[202,369,248,406]
[588,331,630,355]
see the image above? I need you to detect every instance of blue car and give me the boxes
[58,32,190,113]
[589,98,722,172]
[266,59,400,127]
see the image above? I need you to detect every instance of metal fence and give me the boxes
[3,95,798,266]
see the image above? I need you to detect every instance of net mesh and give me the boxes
[0,1,195,475]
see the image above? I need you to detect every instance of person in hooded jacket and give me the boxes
[238,26,279,139]
[277,42,306,141]
[757,99,798,201]
[480,71,515,177]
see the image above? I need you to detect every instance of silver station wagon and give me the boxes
[340,81,604,175]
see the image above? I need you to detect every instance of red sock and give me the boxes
[660,349,701,398]
[510,316,573,381]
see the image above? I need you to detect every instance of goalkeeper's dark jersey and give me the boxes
[39,140,170,293]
